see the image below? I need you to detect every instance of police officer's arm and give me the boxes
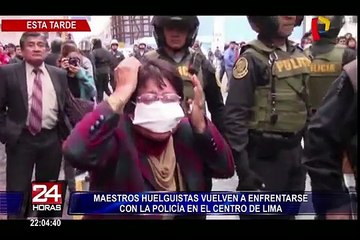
[304,71,356,212]
[342,48,357,66]
[224,54,265,189]
[202,59,225,133]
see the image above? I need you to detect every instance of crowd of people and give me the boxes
[300,30,357,50]
[0,15,357,220]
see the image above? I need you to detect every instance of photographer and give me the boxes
[59,49,96,101]
[59,46,96,194]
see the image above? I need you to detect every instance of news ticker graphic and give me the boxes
[0,192,22,215]
[1,19,91,32]
[1,189,356,216]
[67,192,357,215]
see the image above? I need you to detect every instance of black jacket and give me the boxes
[303,65,357,213]
[0,62,73,145]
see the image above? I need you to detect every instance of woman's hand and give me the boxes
[68,64,81,74]
[107,57,142,113]
[113,57,142,102]
[188,74,206,133]
[60,58,69,69]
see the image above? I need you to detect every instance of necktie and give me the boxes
[28,68,43,135]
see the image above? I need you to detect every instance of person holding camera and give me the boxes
[59,47,96,101]
[59,44,97,194]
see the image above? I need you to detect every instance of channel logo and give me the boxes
[311,16,331,41]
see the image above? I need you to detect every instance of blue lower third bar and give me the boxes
[0,192,23,215]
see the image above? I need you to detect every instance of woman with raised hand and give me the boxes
[63,57,234,219]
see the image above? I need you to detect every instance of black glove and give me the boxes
[237,170,266,191]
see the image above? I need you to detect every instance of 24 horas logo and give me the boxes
[311,16,331,41]
[31,182,63,212]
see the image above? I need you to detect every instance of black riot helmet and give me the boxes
[247,16,303,36]
[151,16,200,49]
[316,16,345,39]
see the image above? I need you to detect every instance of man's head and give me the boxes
[301,31,313,48]
[20,32,48,67]
[92,38,102,49]
[193,40,201,49]
[152,16,199,51]
[15,45,22,57]
[138,43,147,51]
[229,41,237,50]
[7,43,16,54]
[51,37,63,54]
[110,39,119,51]
[338,36,347,45]
[247,16,303,38]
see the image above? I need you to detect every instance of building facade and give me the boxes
[111,16,153,46]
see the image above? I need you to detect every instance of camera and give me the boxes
[68,57,80,66]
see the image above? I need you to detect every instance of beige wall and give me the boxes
[0,16,67,45]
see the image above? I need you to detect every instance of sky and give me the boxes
[71,16,111,43]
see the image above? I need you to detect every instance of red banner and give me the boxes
[1,19,91,32]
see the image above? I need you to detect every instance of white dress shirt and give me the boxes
[25,62,59,130]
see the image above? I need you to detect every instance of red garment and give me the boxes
[0,53,10,65]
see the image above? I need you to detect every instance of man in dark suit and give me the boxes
[0,32,72,219]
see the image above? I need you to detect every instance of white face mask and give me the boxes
[132,101,185,133]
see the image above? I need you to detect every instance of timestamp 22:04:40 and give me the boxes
[30,218,61,227]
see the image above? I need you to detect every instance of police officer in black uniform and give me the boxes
[224,16,310,219]
[146,16,224,132]
[92,38,114,102]
[303,59,357,220]
[145,16,225,193]
[109,39,125,90]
